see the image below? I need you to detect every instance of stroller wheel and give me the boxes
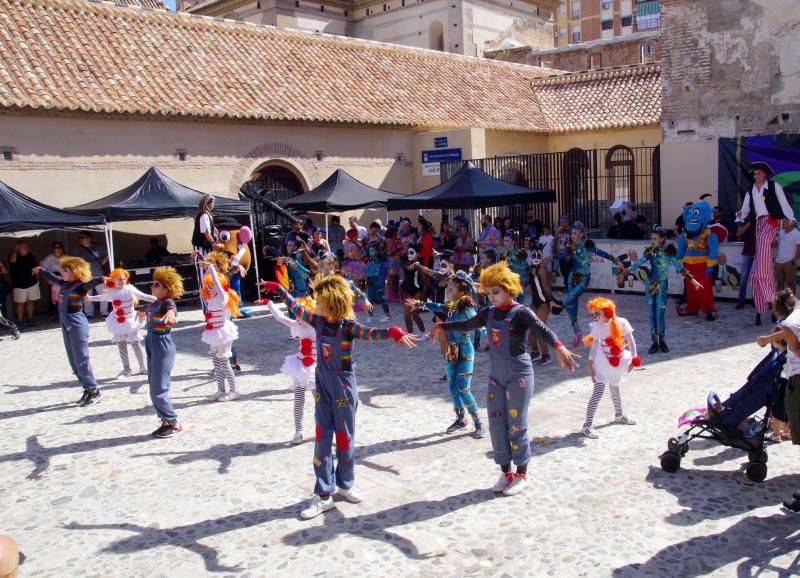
[748,449,768,464]
[660,451,681,473]
[668,437,680,451]
[746,461,768,483]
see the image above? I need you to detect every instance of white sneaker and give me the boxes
[300,496,336,520]
[418,333,430,343]
[582,426,599,439]
[208,390,227,402]
[138,367,148,375]
[502,475,529,496]
[366,316,373,323]
[337,487,364,503]
[491,473,513,493]
[379,316,392,323]
[291,431,304,445]
[614,414,636,425]
[225,389,240,401]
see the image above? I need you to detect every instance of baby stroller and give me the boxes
[660,348,786,483]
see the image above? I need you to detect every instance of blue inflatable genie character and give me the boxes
[676,200,727,320]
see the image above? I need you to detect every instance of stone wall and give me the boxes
[661,0,800,142]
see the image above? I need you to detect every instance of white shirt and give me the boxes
[199,213,212,235]
[776,228,800,264]
[350,225,368,241]
[782,308,800,377]
[539,235,554,258]
[738,180,794,221]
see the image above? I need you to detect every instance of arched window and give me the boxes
[223,11,240,20]
[563,147,590,217]
[605,145,635,202]
[429,21,444,51]
[500,164,527,187]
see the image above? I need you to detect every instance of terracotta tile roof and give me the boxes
[0,0,557,131]
[121,0,169,9]
[0,0,661,133]
[530,64,662,133]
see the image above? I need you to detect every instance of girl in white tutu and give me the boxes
[266,297,317,444]
[201,262,240,401]
[581,297,641,439]
[87,268,155,376]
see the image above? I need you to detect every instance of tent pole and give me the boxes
[249,211,261,284]
[325,213,329,232]
[105,222,115,269]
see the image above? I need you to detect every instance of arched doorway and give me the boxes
[239,162,307,237]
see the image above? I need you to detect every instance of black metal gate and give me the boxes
[441,146,661,237]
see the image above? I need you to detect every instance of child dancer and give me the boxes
[581,297,641,439]
[201,263,240,401]
[259,276,417,520]
[628,225,702,354]
[407,271,486,438]
[142,267,184,438]
[431,262,579,496]
[400,245,426,335]
[87,268,155,376]
[527,243,563,365]
[265,297,318,444]
[34,258,104,406]
[555,221,623,346]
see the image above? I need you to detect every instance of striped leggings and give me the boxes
[583,380,623,429]
[751,216,779,314]
[211,353,237,395]
[293,384,309,433]
[117,341,145,373]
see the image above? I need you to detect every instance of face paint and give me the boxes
[438,260,451,275]
[407,248,418,262]
[530,250,543,266]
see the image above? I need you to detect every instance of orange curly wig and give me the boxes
[583,297,624,348]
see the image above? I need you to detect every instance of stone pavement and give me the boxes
[0,293,798,577]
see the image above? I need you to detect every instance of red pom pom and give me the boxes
[302,356,314,367]
[610,345,622,356]
[631,357,642,367]
[116,309,125,318]
[205,323,214,330]
[604,337,615,346]
[300,345,313,356]
[116,317,125,324]
[204,311,212,320]
[604,308,613,319]
[112,299,121,307]
[608,356,620,367]
[300,338,313,348]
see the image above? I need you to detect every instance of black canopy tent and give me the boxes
[386,161,556,211]
[279,169,401,229]
[67,167,253,272]
[0,180,105,236]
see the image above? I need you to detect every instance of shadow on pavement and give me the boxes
[613,513,800,577]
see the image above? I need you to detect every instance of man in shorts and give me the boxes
[774,218,800,296]
[8,240,40,327]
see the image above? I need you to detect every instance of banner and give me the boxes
[719,135,800,223]
[552,240,749,299]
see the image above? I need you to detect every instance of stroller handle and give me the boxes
[707,392,723,414]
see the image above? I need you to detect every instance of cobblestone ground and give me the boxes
[1,293,798,577]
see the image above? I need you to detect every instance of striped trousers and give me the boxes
[750,216,779,314]
[583,380,623,430]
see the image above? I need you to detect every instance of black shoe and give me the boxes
[76,389,90,405]
[756,313,762,326]
[152,421,182,438]
[659,337,669,353]
[231,363,242,374]
[782,498,800,514]
[537,355,551,366]
[706,311,716,321]
[735,300,745,310]
[446,418,468,433]
[648,338,659,355]
[80,389,102,407]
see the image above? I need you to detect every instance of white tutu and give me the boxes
[281,354,316,390]
[105,315,143,343]
[594,348,632,384]
[202,323,239,357]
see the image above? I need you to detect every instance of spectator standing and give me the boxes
[477,213,501,261]
[607,213,623,239]
[773,219,800,296]
[40,241,64,322]
[673,201,693,238]
[437,219,456,253]
[310,229,329,257]
[284,219,304,250]
[145,237,171,265]
[539,224,555,276]
[8,240,40,326]
[555,215,572,282]
[618,213,642,240]
[523,208,544,240]
[348,216,368,241]
[736,216,756,309]
[74,231,110,318]
[453,224,476,272]
[327,215,346,262]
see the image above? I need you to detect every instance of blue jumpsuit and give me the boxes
[40,269,102,391]
[630,246,686,338]
[555,242,616,335]
[286,255,310,298]
[145,298,178,423]
[276,286,400,496]
[442,304,561,467]
[423,301,480,424]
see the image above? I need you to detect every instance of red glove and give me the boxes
[387,326,406,343]
[260,281,281,294]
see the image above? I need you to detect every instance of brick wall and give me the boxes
[661,0,800,142]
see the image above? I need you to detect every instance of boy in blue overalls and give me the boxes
[260,275,417,520]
